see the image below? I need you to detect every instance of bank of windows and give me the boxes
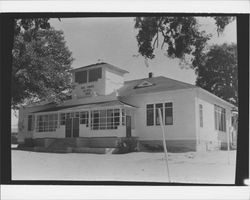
[36,114,58,132]
[91,108,124,130]
[199,104,203,127]
[59,109,125,130]
[60,111,88,126]
[75,67,102,84]
[214,105,226,132]
[146,102,173,126]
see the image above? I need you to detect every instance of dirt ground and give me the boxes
[11,149,236,184]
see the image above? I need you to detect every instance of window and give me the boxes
[75,71,87,84]
[91,108,120,130]
[146,104,154,126]
[36,113,58,132]
[146,102,173,126]
[88,67,102,82]
[199,104,203,127]
[155,103,163,125]
[60,113,66,125]
[80,111,89,125]
[91,110,100,130]
[165,102,173,125]
[214,105,226,132]
[28,115,34,131]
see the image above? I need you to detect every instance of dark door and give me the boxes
[65,118,72,138]
[126,115,132,137]
[72,117,79,137]
[65,117,79,138]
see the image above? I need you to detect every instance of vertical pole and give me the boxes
[158,108,171,182]
[226,117,230,165]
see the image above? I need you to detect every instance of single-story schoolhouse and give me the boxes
[17,62,237,152]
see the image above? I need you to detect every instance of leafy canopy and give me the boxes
[196,43,237,105]
[134,16,235,67]
[12,19,74,109]
[134,16,237,105]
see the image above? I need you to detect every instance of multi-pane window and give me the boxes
[165,102,173,125]
[91,108,120,130]
[199,104,203,127]
[75,71,87,84]
[88,67,102,82]
[36,113,58,132]
[28,115,34,131]
[214,105,226,132]
[60,113,66,125]
[80,111,89,125]
[146,104,154,126]
[146,102,173,126]
[155,103,163,125]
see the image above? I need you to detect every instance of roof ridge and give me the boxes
[125,76,196,87]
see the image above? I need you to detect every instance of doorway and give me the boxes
[65,117,79,138]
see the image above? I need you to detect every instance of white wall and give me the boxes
[33,126,65,138]
[120,88,197,141]
[195,88,233,147]
[105,68,124,95]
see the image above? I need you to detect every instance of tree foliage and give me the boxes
[135,16,235,65]
[196,43,238,105]
[134,16,237,105]
[12,19,74,109]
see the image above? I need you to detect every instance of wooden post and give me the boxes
[158,108,171,182]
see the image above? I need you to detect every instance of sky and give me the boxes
[11,16,237,129]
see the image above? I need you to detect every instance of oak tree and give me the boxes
[12,19,73,109]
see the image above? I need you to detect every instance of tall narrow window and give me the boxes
[199,104,203,127]
[146,104,154,126]
[165,102,173,125]
[28,115,34,131]
[214,105,226,132]
[155,103,163,125]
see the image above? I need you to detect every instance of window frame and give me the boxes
[199,104,203,128]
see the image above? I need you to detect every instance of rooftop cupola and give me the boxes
[70,62,129,99]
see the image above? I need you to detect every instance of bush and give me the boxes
[115,138,139,154]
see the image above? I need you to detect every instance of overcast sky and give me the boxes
[12,16,237,128]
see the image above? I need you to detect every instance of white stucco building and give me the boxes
[17,62,237,152]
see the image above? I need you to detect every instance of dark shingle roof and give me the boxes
[118,76,197,96]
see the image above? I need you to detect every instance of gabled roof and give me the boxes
[118,76,197,96]
[71,62,129,74]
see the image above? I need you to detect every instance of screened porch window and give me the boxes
[80,111,89,126]
[36,113,58,132]
[91,108,120,130]
[214,105,226,132]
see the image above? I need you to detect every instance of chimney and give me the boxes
[148,72,153,78]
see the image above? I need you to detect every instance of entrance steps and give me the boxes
[28,137,138,154]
